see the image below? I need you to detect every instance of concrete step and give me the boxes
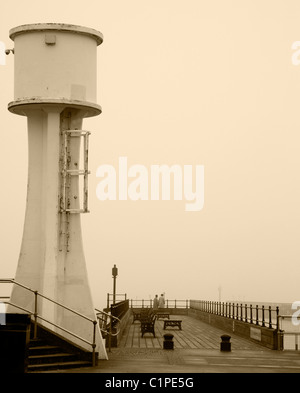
[29,345,62,356]
[28,352,79,365]
[28,360,92,372]
[28,338,93,371]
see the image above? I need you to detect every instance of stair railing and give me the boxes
[0,278,98,366]
[95,308,121,352]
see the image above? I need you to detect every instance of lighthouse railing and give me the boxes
[0,278,99,366]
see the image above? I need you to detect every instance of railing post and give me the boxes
[250,304,253,324]
[232,303,235,319]
[240,303,243,321]
[268,306,272,328]
[256,305,259,325]
[245,304,248,323]
[34,290,38,339]
[175,299,177,309]
[276,310,281,350]
[108,316,112,352]
[92,320,97,366]
[262,305,265,327]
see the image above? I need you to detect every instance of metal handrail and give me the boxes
[130,299,190,308]
[38,291,96,323]
[190,300,279,330]
[95,308,122,353]
[1,300,33,315]
[37,314,95,347]
[95,308,121,337]
[0,278,98,366]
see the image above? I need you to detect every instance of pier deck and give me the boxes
[45,315,300,373]
[120,314,264,350]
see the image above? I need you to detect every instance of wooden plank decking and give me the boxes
[48,314,300,373]
[118,314,265,350]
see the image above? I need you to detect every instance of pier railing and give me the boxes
[130,299,189,309]
[106,293,127,309]
[190,300,279,330]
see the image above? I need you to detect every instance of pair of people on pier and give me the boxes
[153,293,165,309]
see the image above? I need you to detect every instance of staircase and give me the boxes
[0,313,96,373]
[28,337,93,372]
[0,280,114,372]
[27,322,97,372]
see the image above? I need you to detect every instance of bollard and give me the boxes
[220,334,231,351]
[163,333,174,350]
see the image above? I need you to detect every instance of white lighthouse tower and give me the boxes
[7,23,107,359]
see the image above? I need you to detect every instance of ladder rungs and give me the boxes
[62,170,90,176]
[60,209,90,214]
[63,130,91,136]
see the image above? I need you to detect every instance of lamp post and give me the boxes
[112,264,118,304]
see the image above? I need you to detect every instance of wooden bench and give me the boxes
[132,309,150,323]
[156,313,170,320]
[163,319,182,330]
[132,311,141,323]
[141,312,156,337]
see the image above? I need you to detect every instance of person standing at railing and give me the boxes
[158,293,165,308]
[153,294,159,309]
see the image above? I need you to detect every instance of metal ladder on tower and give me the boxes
[59,128,91,252]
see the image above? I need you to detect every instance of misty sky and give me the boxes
[1,0,300,310]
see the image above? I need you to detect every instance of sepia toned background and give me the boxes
[1,0,300,310]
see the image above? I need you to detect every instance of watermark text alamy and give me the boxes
[96,157,204,212]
